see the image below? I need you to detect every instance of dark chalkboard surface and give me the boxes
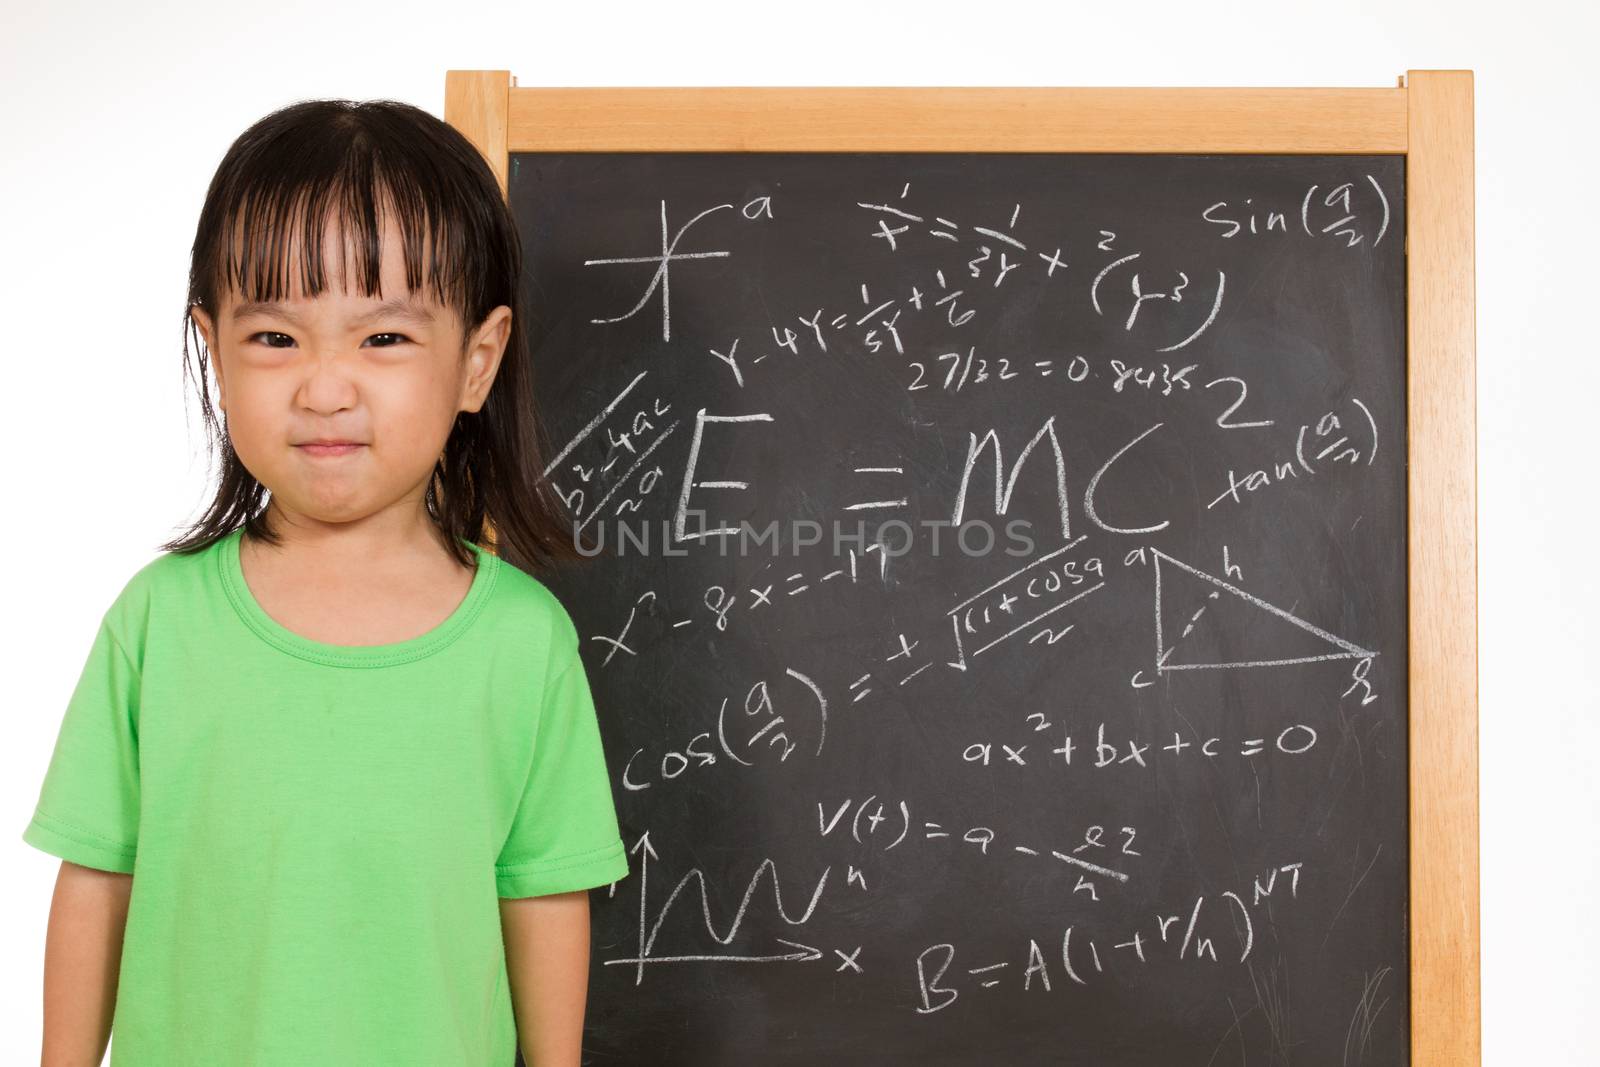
[510,152,1408,1066]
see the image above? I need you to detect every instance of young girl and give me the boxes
[22,98,629,1066]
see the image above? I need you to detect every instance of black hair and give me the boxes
[164,97,590,575]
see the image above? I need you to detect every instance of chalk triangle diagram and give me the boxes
[1152,549,1376,672]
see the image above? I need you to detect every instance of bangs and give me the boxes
[195,126,481,331]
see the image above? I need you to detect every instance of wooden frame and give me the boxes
[444,73,1479,1065]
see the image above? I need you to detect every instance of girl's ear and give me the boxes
[459,304,512,415]
[190,305,226,412]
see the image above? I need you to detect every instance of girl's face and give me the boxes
[190,210,510,535]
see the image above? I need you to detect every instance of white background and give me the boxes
[3,1,1593,1062]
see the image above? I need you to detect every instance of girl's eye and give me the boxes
[249,331,295,348]
[364,332,413,348]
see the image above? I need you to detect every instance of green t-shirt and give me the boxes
[22,526,631,1064]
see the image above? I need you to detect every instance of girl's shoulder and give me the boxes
[481,551,581,655]
[91,535,230,646]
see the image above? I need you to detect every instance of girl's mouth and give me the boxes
[296,443,364,457]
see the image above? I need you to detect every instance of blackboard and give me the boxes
[511,151,1408,1065]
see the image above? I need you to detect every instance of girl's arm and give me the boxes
[40,861,131,1067]
[499,890,592,1067]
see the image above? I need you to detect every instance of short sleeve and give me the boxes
[494,643,630,897]
[22,613,141,874]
